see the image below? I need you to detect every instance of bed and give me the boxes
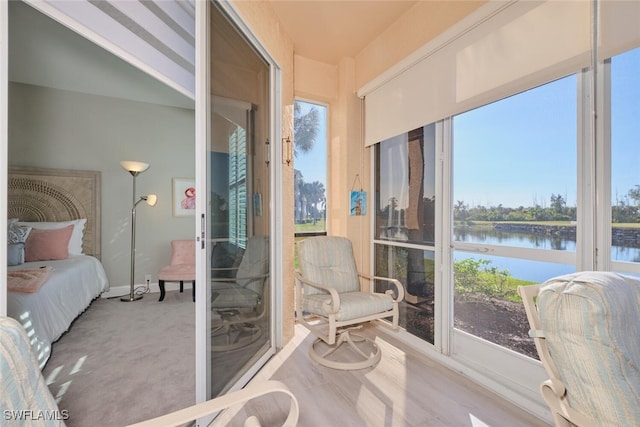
[6,166,109,368]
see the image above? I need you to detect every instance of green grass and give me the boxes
[294,219,326,233]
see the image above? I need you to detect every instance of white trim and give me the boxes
[23,0,194,100]
[595,60,611,272]
[0,0,8,317]
[438,119,452,355]
[194,1,210,425]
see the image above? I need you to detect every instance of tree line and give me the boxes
[453,185,640,223]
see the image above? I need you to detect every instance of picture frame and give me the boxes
[172,178,196,217]
[350,190,367,216]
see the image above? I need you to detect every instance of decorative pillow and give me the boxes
[24,225,74,262]
[8,225,32,244]
[7,243,25,266]
[17,219,86,255]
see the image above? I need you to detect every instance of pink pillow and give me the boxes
[25,225,73,262]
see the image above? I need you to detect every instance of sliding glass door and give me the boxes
[195,1,276,419]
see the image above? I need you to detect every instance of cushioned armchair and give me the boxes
[295,236,404,370]
[211,236,269,351]
[519,271,640,427]
[158,240,196,302]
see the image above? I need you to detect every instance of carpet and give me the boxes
[42,290,195,427]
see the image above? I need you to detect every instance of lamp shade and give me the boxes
[120,160,150,173]
[146,194,158,207]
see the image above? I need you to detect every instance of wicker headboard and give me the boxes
[8,166,101,259]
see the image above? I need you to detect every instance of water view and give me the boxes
[454,226,640,282]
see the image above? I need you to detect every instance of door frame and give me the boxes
[194,1,282,423]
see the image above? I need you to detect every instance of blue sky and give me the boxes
[293,48,639,210]
[455,47,639,209]
[294,101,327,186]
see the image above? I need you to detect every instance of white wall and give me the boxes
[8,82,195,290]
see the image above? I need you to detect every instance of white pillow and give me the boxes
[17,219,86,255]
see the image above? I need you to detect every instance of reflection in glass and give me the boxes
[208,4,271,399]
[375,244,435,344]
[375,124,436,246]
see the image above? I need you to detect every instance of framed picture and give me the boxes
[173,178,196,217]
[350,190,367,216]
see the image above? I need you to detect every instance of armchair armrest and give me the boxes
[294,271,341,314]
[126,380,299,427]
[358,273,405,303]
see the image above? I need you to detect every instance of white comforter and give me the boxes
[7,255,109,368]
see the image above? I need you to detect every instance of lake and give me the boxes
[454,227,640,282]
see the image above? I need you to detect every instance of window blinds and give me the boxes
[360,0,639,147]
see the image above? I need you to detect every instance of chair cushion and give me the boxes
[170,240,195,265]
[212,286,260,309]
[302,291,394,321]
[298,236,360,296]
[211,242,244,278]
[158,264,195,281]
[538,271,640,426]
[236,236,269,293]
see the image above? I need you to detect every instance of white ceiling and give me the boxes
[9,1,195,109]
[9,1,423,107]
[267,0,418,64]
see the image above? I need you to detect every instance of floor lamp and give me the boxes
[120,161,157,302]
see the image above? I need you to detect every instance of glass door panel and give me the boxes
[206,2,272,400]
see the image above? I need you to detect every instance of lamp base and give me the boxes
[121,294,143,302]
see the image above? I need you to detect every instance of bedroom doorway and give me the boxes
[195,0,277,411]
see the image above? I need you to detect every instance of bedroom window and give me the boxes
[452,75,578,357]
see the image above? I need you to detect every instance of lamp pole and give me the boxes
[122,171,144,302]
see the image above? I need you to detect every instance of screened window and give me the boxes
[294,100,327,236]
[610,47,640,265]
[452,76,578,357]
[374,124,436,344]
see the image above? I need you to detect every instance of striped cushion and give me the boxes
[1,317,65,426]
[538,271,640,426]
[297,236,360,296]
[302,291,394,321]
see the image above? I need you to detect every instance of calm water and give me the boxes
[454,227,640,283]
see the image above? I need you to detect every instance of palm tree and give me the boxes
[294,102,319,157]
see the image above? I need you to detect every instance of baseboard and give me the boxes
[101,282,193,299]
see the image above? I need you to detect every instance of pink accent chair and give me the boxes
[158,240,195,302]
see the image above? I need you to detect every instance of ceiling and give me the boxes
[268,0,419,64]
[9,1,424,107]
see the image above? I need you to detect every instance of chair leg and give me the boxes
[192,280,196,302]
[158,280,166,301]
[180,281,184,293]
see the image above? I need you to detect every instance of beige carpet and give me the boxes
[42,290,195,427]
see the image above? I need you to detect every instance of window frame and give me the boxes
[293,97,329,238]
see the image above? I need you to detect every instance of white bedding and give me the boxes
[7,255,109,368]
